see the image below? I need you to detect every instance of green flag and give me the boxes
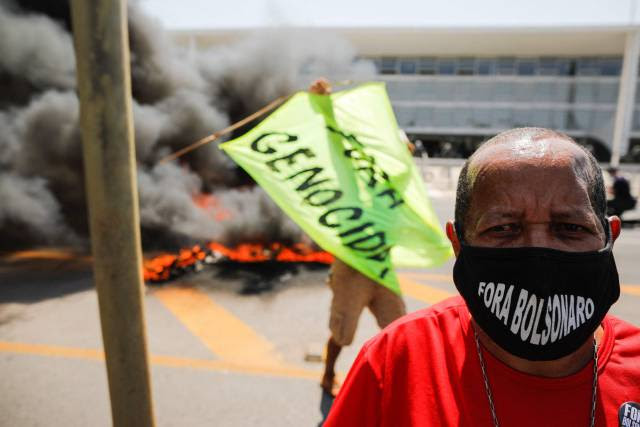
[220,82,452,294]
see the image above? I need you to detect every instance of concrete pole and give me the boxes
[611,30,640,167]
[70,1,155,426]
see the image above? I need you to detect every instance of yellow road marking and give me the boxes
[0,341,320,381]
[621,285,640,297]
[401,273,640,299]
[400,272,454,283]
[153,285,283,367]
[0,341,103,360]
[1,249,91,262]
[398,275,454,305]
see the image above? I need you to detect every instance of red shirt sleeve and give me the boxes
[323,345,382,427]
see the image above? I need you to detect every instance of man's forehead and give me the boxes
[468,135,585,173]
[465,136,596,212]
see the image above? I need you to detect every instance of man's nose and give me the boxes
[522,223,554,248]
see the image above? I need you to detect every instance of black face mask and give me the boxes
[453,228,620,361]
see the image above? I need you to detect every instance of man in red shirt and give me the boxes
[325,128,640,426]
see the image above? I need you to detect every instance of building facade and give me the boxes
[173,20,640,163]
[371,55,637,161]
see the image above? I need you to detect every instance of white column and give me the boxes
[611,30,640,166]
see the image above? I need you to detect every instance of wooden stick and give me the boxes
[158,94,289,164]
[157,79,359,165]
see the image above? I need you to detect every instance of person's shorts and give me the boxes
[328,259,406,346]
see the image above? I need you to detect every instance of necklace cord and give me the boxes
[472,328,598,427]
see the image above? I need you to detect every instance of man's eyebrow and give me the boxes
[550,209,595,222]
[475,210,522,223]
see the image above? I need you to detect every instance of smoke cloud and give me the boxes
[0,0,375,250]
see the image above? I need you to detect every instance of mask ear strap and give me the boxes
[603,218,613,249]
[453,222,466,245]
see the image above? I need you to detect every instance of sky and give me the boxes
[139,0,640,30]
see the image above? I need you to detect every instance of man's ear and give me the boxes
[446,221,461,257]
[608,216,621,243]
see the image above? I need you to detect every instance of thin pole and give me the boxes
[611,30,640,167]
[158,94,289,164]
[157,79,357,165]
[70,1,155,426]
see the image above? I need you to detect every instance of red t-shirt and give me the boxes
[325,296,640,427]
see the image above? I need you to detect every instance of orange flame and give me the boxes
[143,242,333,283]
[192,193,232,221]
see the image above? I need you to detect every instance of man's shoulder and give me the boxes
[361,295,467,358]
[606,314,640,345]
[602,314,640,387]
[387,295,467,332]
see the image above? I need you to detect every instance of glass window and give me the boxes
[418,58,436,75]
[575,82,597,103]
[497,58,515,75]
[550,110,567,130]
[593,111,614,129]
[494,82,514,101]
[434,81,452,101]
[557,59,573,76]
[453,109,473,127]
[453,81,472,101]
[554,81,571,102]
[516,60,537,76]
[531,110,552,127]
[513,110,530,127]
[600,58,622,76]
[417,107,433,125]
[371,58,382,74]
[633,109,640,130]
[597,82,619,103]
[532,81,555,102]
[394,107,416,127]
[476,59,494,75]
[513,81,536,102]
[433,109,454,126]
[472,109,492,128]
[457,58,475,75]
[568,109,593,130]
[381,57,397,75]
[414,81,435,98]
[577,58,599,76]
[492,109,512,126]
[539,58,558,76]
[437,60,456,75]
[386,81,413,100]
[470,81,493,101]
[400,59,417,74]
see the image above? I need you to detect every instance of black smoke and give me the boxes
[0,0,374,250]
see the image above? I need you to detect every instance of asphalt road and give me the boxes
[1,195,639,427]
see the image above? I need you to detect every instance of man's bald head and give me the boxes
[454,127,607,239]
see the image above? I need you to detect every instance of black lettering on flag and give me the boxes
[251,132,298,154]
[356,166,379,188]
[376,188,404,209]
[378,267,389,279]
[319,207,363,228]
[266,148,316,173]
[304,189,343,207]
[287,167,330,191]
[343,148,390,188]
[345,231,386,252]
[326,125,364,147]
[367,246,391,263]
[338,222,374,238]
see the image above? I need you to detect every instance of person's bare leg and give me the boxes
[321,337,342,396]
